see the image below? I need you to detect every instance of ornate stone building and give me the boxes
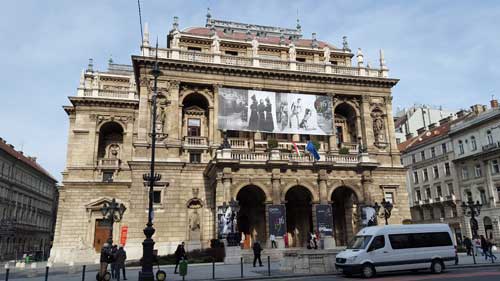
[51,16,410,263]
[0,137,58,261]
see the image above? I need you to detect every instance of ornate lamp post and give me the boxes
[139,42,164,281]
[461,200,482,238]
[100,198,127,244]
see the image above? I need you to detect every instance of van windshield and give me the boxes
[347,235,372,249]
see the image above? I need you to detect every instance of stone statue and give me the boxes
[251,38,259,57]
[211,35,220,53]
[357,48,364,65]
[288,43,296,61]
[323,46,331,63]
[371,111,385,142]
[171,30,181,49]
[108,144,120,159]
[156,97,168,134]
[189,209,201,241]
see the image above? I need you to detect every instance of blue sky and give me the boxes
[1,0,499,181]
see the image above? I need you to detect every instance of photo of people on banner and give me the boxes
[218,87,333,135]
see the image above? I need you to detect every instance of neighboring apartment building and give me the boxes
[0,137,58,261]
[399,116,462,242]
[401,100,500,244]
[449,103,500,241]
[395,105,456,144]
[50,15,410,263]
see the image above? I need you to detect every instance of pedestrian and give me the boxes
[474,236,483,256]
[312,232,318,250]
[99,243,112,281]
[463,236,472,256]
[252,241,263,267]
[488,238,497,261]
[174,242,186,274]
[113,245,127,281]
[270,234,277,248]
[110,245,118,279]
[481,235,490,260]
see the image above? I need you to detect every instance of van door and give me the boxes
[365,235,394,273]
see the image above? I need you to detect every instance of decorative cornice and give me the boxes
[132,56,399,89]
[68,97,139,109]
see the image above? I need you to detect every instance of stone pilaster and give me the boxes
[319,170,328,204]
[384,96,398,152]
[272,169,281,204]
[360,95,373,151]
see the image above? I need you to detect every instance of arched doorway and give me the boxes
[334,103,358,149]
[331,186,358,246]
[484,216,493,239]
[236,185,266,248]
[285,186,313,248]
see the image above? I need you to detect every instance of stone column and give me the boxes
[272,169,281,204]
[384,96,398,151]
[137,77,151,141]
[208,106,214,145]
[483,159,496,207]
[360,96,373,151]
[319,171,328,204]
[213,84,222,146]
[166,81,180,141]
[329,93,337,152]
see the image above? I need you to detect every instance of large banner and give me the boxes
[268,205,286,237]
[316,204,333,236]
[218,87,333,135]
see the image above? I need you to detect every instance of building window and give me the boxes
[431,147,436,158]
[458,140,464,155]
[444,162,451,176]
[421,150,426,161]
[416,190,422,201]
[471,136,477,151]
[436,185,442,197]
[413,171,419,184]
[487,130,494,145]
[187,118,201,137]
[461,166,469,179]
[479,189,487,205]
[224,50,238,56]
[102,171,114,182]
[447,183,454,195]
[465,190,473,202]
[187,46,202,52]
[497,187,500,202]
[153,190,162,204]
[189,153,201,163]
[423,168,429,182]
[433,165,439,178]
[452,206,458,217]
[429,208,435,219]
[492,160,500,174]
[440,207,446,219]
[412,154,416,163]
[442,143,448,154]
[419,209,425,220]
[426,187,432,199]
[384,192,394,204]
[475,164,482,178]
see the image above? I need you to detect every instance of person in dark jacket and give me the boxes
[252,241,263,267]
[174,242,186,274]
[113,246,127,281]
[99,243,112,281]
[463,236,472,256]
[110,245,118,279]
[481,235,490,260]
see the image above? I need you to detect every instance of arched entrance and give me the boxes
[285,186,313,248]
[331,186,358,246]
[236,185,266,248]
[484,216,493,239]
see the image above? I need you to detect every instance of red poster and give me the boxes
[120,226,128,246]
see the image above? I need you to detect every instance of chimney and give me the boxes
[470,104,486,115]
[428,123,437,130]
[405,133,414,140]
[417,127,427,135]
[456,109,467,118]
[491,98,498,109]
[439,116,452,125]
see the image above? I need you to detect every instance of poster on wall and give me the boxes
[218,87,333,135]
[268,205,286,237]
[316,205,333,236]
[217,206,236,239]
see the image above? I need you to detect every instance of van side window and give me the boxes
[369,235,385,251]
[389,234,411,249]
[389,232,452,249]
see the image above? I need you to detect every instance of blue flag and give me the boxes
[306,141,320,161]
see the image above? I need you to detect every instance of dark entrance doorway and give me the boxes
[285,186,313,248]
[236,185,266,248]
[331,186,358,246]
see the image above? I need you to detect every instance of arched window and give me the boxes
[458,140,464,154]
[487,130,494,145]
[471,136,477,151]
[97,122,124,159]
[334,103,358,149]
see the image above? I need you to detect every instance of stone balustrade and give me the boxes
[98,158,121,168]
[228,138,250,149]
[183,136,208,147]
[145,47,389,78]
[81,89,136,100]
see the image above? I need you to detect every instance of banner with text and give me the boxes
[267,205,287,237]
[218,87,333,135]
[316,204,333,236]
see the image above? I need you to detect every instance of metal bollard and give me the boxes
[44,266,49,281]
[267,256,271,276]
[212,259,215,280]
[5,268,9,281]
[240,257,243,278]
[82,265,86,281]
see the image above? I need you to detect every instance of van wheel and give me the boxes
[431,259,444,274]
[361,263,376,278]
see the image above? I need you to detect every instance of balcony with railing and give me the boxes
[183,136,208,148]
[98,158,121,169]
[146,47,389,78]
[81,89,137,100]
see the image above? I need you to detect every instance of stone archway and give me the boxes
[331,186,359,246]
[236,185,267,248]
[285,186,313,248]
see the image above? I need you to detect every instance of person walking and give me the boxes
[474,236,483,256]
[270,234,277,248]
[252,241,263,267]
[174,242,186,274]
[110,245,118,279]
[463,236,472,256]
[113,246,126,281]
[481,235,490,260]
[488,238,497,261]
[99,243,112,281]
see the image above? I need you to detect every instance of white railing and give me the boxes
[281,153,312,162]
[340,142,358,153]
[259,58,290,70]
[228,138,250,149]
[325,154,358,164]
[179,51,214,63]
[183,136,208,147]
[231,151,269,161]
[221,55,252,67]
[297,62,326,73]
[99,158,120,168]
[330,65,360,76]
[97,90,131,99]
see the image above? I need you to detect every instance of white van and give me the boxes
[335,224,457,278]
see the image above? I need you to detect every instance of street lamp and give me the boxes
[138,41,164,281]
[372,199,393,225]
[461,200,482,238]
[100,198,126,244]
